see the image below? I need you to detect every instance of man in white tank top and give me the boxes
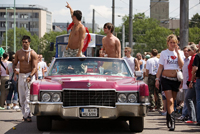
[123,47,140,75]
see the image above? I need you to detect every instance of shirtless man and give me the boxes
[102,23,121,58]
[64,2,86,57]
[14,35,38,122]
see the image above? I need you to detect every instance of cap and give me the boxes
[145,55,150,59]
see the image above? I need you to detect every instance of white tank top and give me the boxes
[123,56,135,73]
[0,61,9,76]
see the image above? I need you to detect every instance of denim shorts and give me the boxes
[161,77,181,92]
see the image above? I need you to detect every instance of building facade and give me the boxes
[150,0,169,28]
[0,4,52,45]
[53,22,99,33]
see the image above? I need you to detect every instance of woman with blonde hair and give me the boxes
[155,34,184,131]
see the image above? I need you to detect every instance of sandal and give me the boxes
[23,116,32,122]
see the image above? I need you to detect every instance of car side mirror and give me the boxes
[50,42,54,51]
[135,71,143,77]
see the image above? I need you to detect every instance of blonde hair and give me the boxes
[167,34,178,44]
[125,47,131,52]
[189,44,198,52]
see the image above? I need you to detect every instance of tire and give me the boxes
[37,116,52,131]
[129,117,144,132]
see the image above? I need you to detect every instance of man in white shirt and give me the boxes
[146,49,163,112]
[37,55,47,79]
[178,46,190,121]
[123,47,140,75]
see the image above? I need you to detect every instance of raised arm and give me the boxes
[66,2,73,17]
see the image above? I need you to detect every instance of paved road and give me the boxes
[0,109,199,134]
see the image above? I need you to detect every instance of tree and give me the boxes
[39,30,67,63]
[189,13,200,28]
[1,27,39,53]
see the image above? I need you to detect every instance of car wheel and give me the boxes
[129,117,144,132]
[37,116,52,131]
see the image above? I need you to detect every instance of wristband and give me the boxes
[190,81,193,83]
[28,75,32,78]
[155,78,159,81]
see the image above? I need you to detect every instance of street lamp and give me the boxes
[6,7,14,52]
[29,5,36,35]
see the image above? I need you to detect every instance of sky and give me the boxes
[1,0,200,28]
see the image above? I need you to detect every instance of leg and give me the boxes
[148,76,155,110]
[155,86,163,111]
[182,89,188,117]
[195,79,200,124]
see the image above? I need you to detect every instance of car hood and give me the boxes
[38,75,142,91]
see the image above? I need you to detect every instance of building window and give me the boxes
[0,12,6,18]
[20,14,28,19]
[0,22,6,28]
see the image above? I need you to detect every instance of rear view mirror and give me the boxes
[50,42,54,51]
[135,71,143,77]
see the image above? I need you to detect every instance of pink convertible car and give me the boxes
[29,57,149,132]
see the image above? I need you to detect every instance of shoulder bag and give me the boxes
[5,73,15,90]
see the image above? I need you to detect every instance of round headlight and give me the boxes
[52,93,61,102]
[128,94,137,103]
[118,94,126,103]
[42,93,51,102]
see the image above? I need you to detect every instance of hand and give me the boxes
[189,82,193,89]
[66,2,71,8]
[26,77,31,83]
[175,45,179,54]
[155,80,159,89]
[179,83,183,89]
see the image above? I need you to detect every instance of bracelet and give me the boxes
[190,81,193,83]
[155,78,159,81]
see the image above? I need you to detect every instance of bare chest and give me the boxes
[18,51,32,63]
[104,38,116,47]
[70,27,80,38]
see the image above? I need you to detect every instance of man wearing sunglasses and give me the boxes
[102,23,121,58]
[13,35,38,122]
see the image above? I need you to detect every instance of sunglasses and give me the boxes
[188,49,191,52]
[23,41,28,43]
[124,51,128,53]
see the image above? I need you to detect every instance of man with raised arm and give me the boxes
[14,35,38,122]
[64,2,86,57]
[102,23,121,58]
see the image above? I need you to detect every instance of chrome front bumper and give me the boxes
[29,102,149,119]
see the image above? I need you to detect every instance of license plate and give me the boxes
[80,108,98,117]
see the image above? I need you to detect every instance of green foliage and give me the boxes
[189,27,200,44]
[39,30,67,63]
[2,27,39,53]
[189,13,200,28]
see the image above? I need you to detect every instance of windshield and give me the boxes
[48,58,132,77]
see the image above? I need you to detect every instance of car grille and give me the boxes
[63,90,116,107]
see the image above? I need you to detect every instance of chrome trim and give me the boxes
[30,95,38,101]
[30,102,63,105]
[62,105,115,108]
[117,91,138,93]
[63,88,116,91]
[40,90,62,92]
[29,101,149,118]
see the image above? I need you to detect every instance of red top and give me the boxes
[188,53,197,82]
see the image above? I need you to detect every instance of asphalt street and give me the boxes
[0,109,200,134]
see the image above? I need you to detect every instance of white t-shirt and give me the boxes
[123,56,135,73]
[182,56,191,89]
[159,49,184,70]
[38,61,46,77]
[146,57,159,75]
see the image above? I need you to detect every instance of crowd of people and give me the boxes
[0,2,199,132]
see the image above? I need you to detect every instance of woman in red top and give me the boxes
[185,44,198,123]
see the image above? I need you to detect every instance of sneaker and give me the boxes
[178,116,185,121]
[0,106,5,110]
[185,120,197,124]
[161,111,167,116]
[13,106,21,112]
[7,106,11,110]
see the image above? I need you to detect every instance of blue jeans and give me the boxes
[195,79,200,123]
[182,89,188,117]
[38,76,43,80]
[6,80,18,104]
[185,83,196,121]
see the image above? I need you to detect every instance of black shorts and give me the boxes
[161,77,181,92]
